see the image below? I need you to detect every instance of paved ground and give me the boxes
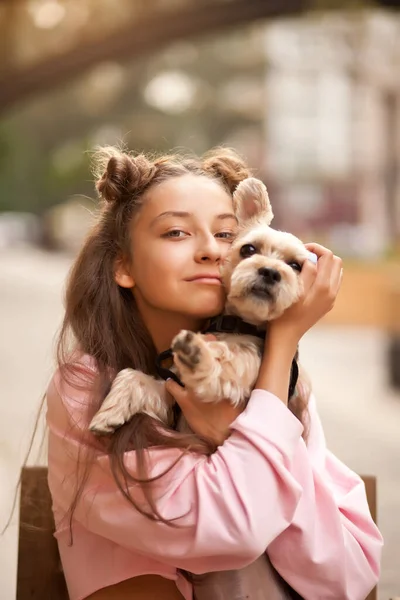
[0,247,399,600]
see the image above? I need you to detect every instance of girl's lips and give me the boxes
[189,277,222,285]
[186,274,222,283]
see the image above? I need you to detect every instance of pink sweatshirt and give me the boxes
[46,356,383,600]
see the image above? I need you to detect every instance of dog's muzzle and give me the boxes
[250,267,281,299]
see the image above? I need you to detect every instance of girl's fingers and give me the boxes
[313,251,334,290]
[304,243,342,310]
[165,379,188,406]
[330,257,343,294]
[300,258,317,295]
[304,242,334,259]
[305,243,334,289]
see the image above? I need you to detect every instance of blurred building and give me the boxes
[262,12,400,257]
[0,2,399,256]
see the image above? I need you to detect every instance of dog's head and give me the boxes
[221,177,310,326]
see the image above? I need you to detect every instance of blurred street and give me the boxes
[0,247,399,600]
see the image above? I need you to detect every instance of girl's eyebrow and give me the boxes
[217,213,238,222]
[151,211,237,225]
[151,211,191,225]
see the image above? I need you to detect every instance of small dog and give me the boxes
[89,178,313,435]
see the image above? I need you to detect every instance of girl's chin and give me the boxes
[175,289,226,319]
[188,302,225,320]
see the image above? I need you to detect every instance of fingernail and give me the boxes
[166,378,172,382]
[307,251,318,264]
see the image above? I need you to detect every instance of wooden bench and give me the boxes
[16,468,382,600]
[17,467,68,600]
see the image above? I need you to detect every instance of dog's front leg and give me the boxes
[172,331,262,406]
[89,370,170,434]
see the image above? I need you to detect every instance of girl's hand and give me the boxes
[165,379,242,445]
[271,242,343,344]
[254,244,342,404]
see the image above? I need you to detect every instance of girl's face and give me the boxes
[115,174,237,336]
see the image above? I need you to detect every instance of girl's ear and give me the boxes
[114,256,135,289]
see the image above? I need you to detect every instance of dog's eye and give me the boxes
[240,244,257,258]
[288,261,301,272]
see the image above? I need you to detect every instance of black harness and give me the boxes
[155,315,299,401]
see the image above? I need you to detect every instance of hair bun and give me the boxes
[94,148,156,205]
[202,147,252,194]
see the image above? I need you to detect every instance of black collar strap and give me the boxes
[205,315,265,340]
[155,349,185,387]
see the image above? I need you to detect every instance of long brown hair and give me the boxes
[57,146,310,531]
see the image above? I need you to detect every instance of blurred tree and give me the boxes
[0,19,267,212]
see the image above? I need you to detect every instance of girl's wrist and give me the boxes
[256,328,299,404]
[266,322,300,355]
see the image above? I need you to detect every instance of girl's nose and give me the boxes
[195,234,221,263]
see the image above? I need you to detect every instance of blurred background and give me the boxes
[0,0,399,598]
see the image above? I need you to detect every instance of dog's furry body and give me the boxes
[89,177,310,436]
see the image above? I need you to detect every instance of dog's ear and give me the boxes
[233,177,273,225]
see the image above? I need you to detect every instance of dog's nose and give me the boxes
[258,267,281,284]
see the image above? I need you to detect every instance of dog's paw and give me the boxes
[89,368,138,435]
[172,330,202,371]
[89,369,169,435]
[89,407,126,435]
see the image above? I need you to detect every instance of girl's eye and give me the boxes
[216,231,235,240]
[288,261,302,272]
[163,229,187,238]
[240,244,258,258]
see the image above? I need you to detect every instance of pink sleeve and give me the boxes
[267,393,383,600]
[47,372,304,574]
